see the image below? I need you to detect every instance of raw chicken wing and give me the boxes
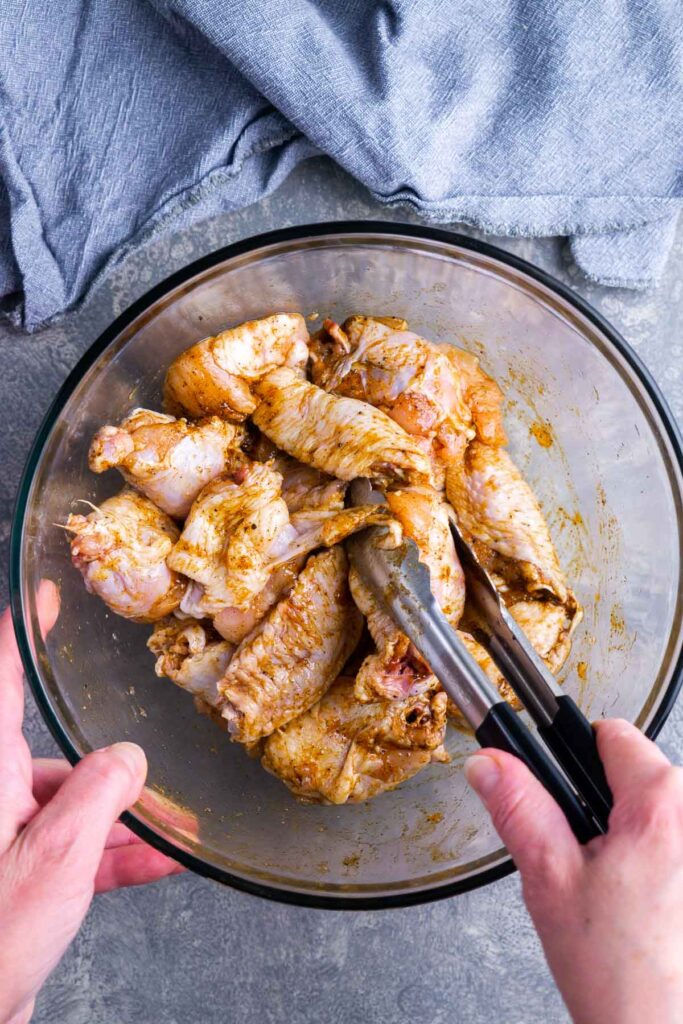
[438,345,507,447]
[148,618,234,706]
[349,567,437,703]
[262,677,448,804]
[311,316,475,462]
[89,408,243,518]
[66,489,185,621]
[164,313,309,420]
[168,460,287,616]
[217,548,363,744]
[446,441,567,601]
[270,505,402,569]
[253,367,432,486]
[508,597,582,674]
[212,557,305,644]
[386,486,465,627]
[212,504,397,643]
[269,453,347,512]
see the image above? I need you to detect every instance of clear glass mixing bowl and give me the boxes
[11,224,683,908]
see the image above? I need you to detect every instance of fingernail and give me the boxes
[464,754,500,798]
[106,741,147,776]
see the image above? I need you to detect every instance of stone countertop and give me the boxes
[2,157,681,1024]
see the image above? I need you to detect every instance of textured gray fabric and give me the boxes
[0,0,681,331]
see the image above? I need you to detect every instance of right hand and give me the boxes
[466,718,683,1024]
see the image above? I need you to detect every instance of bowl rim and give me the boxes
[10,219,683,910]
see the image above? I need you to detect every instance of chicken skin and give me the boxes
[262,676,449,804]
[217,548,363,745]
[444,439,581,720]
[89,409,243,519]
[252,368,432,487]
[66,489,185,621]
[164,313,309,420]
[148,617,234,706]
[212,557,305,644]
[168,460,287,617]
[210,502,397,644]
[169,443,399,618]
[269,453,347,513]
[438,345,507,447]
[311,316,474,452]
[386,486,465,627]
[446,440,567,602]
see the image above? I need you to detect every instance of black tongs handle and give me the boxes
[476,701,604,844]
[539,696,613,829]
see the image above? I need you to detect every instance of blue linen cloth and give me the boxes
[1,0,680,331]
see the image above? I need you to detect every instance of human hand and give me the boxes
[465,719,683,1024]
[0,583,183,1024]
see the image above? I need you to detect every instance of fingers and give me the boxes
[0,581,60,743]
[595,719,683,843]
[31,761,182,885]
[0,582,62,847]
[594,719,670,800]
[94,845,184,893]
[0,744,147,1024]
[465,749,582,881]
[0,597,46,850]
[15,743,147,898]
[0,606,28,748]
[35,579,61,641]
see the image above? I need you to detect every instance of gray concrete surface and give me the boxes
[2,157,682,1024]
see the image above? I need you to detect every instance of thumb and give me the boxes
[465,749,582,881]
[15,742,147,896]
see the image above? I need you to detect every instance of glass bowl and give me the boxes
[11,223,683,909]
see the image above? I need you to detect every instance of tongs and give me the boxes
[347,479,613,844]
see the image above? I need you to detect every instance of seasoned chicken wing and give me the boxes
[168,460,287,616]
[311,316,475,463]
[310,317,459,489]
[262,677,449,804]
[348,487,463,704]
[217,548,363,744]
[446,441,567,601]
[253,367,432,486]
[508,596,582,673]
[438,345,507,447]
[168,435,399,617]
[269,453,347,513]
[349,567,437,703]
[212,557,305,644]
[89,409,243,518]
[66,489,185,621]
[210,503,396,643]
[386,486,465,627]
[271,505,401,568]
[164,313,309,420]
[148,618,234,705]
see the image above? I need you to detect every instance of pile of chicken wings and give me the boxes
[65,313,581,804]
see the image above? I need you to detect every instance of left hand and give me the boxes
[0,582,183,1024]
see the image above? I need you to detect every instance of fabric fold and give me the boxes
[0,0,680,330]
